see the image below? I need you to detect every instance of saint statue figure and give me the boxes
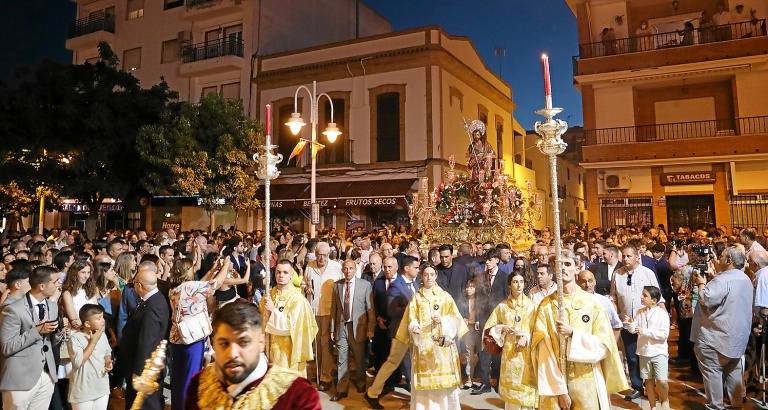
[465,119,496,178]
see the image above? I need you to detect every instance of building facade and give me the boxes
[63,0,391,231]
[253,26,528,233]
[568,0,768,232]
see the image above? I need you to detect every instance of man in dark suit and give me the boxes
[652,243,674,313]
[120,268,170,410]
[589,243,622,295]
[364,255,419,409]
[0,266,64,410]
[362,253,383,283]
[453,243,476,268]
[436,244,471,385]
[330,260,375,401]
[471,249,509,395]
[370,256,398,374]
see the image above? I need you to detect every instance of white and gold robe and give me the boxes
[260,286,318,378]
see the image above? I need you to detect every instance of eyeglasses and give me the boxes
[626,273,633,286]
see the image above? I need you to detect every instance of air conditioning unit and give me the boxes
[604,173,631,191]
[177,30,192,43]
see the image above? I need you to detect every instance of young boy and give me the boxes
[67,304,113,410]
[627,286,671,410]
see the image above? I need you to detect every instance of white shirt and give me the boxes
[611,264,664,318]
[753,266,768,315]
[607,262,619,281]
[141,287,159,302]
[305,261,343,316]
[487,267,499,288]
[530,282,557,305]
[714,10,731,25]
[593,293,622,329]
[634,306,670,357]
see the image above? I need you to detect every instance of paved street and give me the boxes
[105,329,768,409]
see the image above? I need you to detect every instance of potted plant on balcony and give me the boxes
[614,14,624,26]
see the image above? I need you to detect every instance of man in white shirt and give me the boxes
[750,250,768,318]
[611,244,665,401]
[302,241,342,391]
[530,264,557,305]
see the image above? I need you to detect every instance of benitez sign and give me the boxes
[660,172,716,186]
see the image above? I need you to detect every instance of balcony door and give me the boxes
[205,29,220,59]
[666,195,715,231]
[654,97,716,140]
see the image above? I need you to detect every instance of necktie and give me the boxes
[37,303,45,321]
[408,282,415,295]
[488,273,495,288]
[343,281,351,322]
[386,278,391,291]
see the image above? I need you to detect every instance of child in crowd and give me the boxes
[625,286,670,410]
[67,304,112,410]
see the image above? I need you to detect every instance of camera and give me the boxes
[673,238,685,248]
[691,244,713,258]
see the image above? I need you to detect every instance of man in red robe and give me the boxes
[185,300,321,410]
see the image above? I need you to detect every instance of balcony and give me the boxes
[184,0,245,21]
[575,20,768,76]
[581,116,768,164]
[65,11,115,51]
[179,38,244,77]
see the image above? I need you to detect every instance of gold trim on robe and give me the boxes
[260,286,318,372]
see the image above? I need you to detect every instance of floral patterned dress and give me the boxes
[169,280,216,345]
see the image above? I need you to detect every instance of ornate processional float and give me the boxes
[408,119,542,254]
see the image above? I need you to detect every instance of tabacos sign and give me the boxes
[660,172,716,186]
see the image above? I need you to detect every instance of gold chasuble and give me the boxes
[197,365,300,410]
[260,286,318,375]
[395,286,469,390]
[483,295,538,408]
[524,288,628,410]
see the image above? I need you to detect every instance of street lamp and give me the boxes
[285,80,341,238]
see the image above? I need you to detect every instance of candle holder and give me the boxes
[130,340,168,410]
[534,64,569,381]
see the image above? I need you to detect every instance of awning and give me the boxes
[257,179,416,209]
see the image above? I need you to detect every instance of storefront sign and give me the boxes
[300,199,336,209]
[339,197,403,207]
[256,200,292,209]
[346,219,366,231]
[660,172,716,186]
[61,203,124,212]
[656,196,666,207]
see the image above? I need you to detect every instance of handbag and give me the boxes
[175,299,212,344]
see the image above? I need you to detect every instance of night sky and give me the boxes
[0,0,581,128]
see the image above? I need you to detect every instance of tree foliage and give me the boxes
[0,42,177,236]
[137,93,262,228]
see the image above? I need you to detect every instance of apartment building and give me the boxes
[568,0,768,231]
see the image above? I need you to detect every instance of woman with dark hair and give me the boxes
[62,260,98,329]
[513,256,536,296]
[483,270,538,409]
[168,257,229,410]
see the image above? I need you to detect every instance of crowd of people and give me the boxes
[0,220,764,409]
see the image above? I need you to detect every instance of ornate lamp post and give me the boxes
[284,81,341,238]
[254,103,283,292]
[534,53,569,375]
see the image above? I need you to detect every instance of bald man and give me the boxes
[119,269,169,410]
[577,270,622,340]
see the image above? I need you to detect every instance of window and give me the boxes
[220,82,240,101]
[567,167,571,181]
[105,6,115,17]
[223,25,243,56]
[495,120,503,161]
[525,158,533,169]
[127,0,144,20]
[127,212,141,231]
[376,92,401,162]
[478,104,488,125]
[161,39,180,63]
[514,153,522,165]
[122,47,141,71]
[201,86,217,97]
[164,0,184,10]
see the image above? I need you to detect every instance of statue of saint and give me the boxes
[465,120,495,178]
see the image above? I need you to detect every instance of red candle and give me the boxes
[265,103,272,136]
[542,54,552,96]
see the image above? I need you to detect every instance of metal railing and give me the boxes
[67,11,115,39]
[579,19,766,59]
[600,197,654,229]
[584,116,768,145]
[182,38,243,63]
[730,194,768,233]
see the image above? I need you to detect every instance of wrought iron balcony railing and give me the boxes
[182,38,244,63]
[186,0,216,6]
[67,11,115,39]
[579,19,766,59]
[584,116,768,145]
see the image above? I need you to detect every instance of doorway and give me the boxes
[666,195,715,231]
